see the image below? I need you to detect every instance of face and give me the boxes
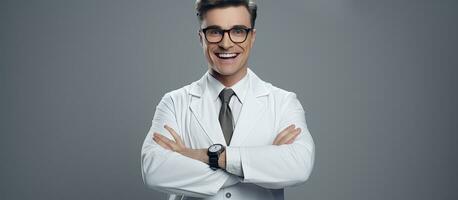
[199,6,256,79]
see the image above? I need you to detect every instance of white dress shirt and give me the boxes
[206,71,249,131]
[206,71,249,177]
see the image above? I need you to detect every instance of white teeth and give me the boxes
[217,53,237,58]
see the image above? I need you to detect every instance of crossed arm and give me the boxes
[153,124,302,170]
[141,92,315,197]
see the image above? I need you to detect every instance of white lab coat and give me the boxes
[141,68,315,200]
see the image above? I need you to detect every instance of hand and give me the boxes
[153,125,186,152]
[272,124,301,145]
[153,125,209,164]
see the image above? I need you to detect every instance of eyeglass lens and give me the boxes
[204,28,249,43]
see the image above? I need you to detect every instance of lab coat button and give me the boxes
[225,192,231,198]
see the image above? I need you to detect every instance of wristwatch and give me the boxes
[207,144,225,170]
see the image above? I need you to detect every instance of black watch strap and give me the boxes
[209,155,219,170]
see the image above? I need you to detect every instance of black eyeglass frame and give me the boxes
[200,27,253,44]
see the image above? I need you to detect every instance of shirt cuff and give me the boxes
[225,146,244,177]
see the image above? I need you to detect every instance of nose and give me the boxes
[218,32,234,49]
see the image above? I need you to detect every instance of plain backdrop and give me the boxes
[1,0,457,199]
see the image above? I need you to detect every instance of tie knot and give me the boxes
[219,88,235,103]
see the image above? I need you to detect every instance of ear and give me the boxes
[250,28,256,47]
[198,31,203,46]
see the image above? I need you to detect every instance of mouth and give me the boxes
[215,52,240,60]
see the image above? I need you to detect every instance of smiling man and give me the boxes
[141,1,315,200]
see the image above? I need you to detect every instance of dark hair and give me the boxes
[195,0,258,28]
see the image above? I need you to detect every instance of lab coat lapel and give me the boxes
[230,69,269,146]
[189,72,226,145]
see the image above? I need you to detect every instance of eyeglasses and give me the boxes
[200,26,253,43]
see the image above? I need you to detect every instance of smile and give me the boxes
[215,53,239,59]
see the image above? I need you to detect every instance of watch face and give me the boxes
[209,144,222,152]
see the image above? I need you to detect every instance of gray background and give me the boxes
[1,0,457,199]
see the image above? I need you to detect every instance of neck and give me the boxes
[209,67,247,87]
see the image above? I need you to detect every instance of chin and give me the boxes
[212,65,242,76]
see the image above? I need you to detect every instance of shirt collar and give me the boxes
[206,70,250,104]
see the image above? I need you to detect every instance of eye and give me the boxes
[233,29,243,34]
[206,28,221,36]
[231,28,246,36]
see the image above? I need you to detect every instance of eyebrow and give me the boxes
[203,25,251,29]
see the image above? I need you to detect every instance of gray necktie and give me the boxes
[218,88,235,145]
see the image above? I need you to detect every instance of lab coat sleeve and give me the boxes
[141,93,230,197]
[227,92,315,189]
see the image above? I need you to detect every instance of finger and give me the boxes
[278,128,301,145]
[154,133,179,150]
[155,133,176,147]
[285,132,300,144]
[273,124,296,145]
[164,125,184,147]
[153,133,173,150]
[153,135,171,150]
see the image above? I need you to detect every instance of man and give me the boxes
[141,1,315,199]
